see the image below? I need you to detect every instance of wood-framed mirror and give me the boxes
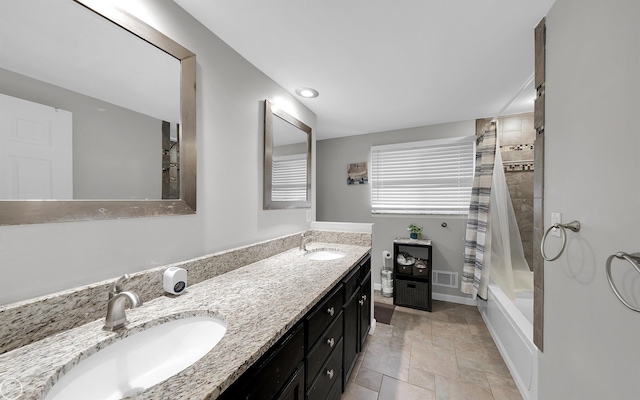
[0,0,196,225]
[263,100,311,210]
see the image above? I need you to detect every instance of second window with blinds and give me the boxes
[370,136,476,215]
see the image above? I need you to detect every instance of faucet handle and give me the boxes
[109,274,130,298]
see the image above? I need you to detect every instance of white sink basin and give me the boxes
[45,315,226,400]
[304,249,346,261]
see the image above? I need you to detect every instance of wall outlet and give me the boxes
[551,212,562,237]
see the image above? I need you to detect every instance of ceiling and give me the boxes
[174,0,555,140]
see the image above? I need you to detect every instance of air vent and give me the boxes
[432,270,458,288]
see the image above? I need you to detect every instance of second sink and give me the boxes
[304,248,346,261]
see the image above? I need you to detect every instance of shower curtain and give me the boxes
[461,122,533,300]
[461,125,496,300]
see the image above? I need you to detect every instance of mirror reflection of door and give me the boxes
[271,115,308,202]
[0,93,72,199]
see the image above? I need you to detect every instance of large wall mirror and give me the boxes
[0,0,196,225]
[264,100,311,210]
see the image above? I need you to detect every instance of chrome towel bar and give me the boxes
[606,252,640,313]
[540,221,581,261]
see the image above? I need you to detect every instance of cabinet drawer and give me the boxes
[395,278,431,311]
[306,338,343,400]
[396,263,413,275]
[306,312,343,387]
[306,284,343,349]
[342,266,360,302]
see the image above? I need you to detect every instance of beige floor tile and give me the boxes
[432,319,471,337]
[407,365,437,391]
[354,366,383,392]
[467,317,492,337]
[341,382,379,400]
[410,339,460,380]
[392,318,433,343]
[379,375,436,400]
[432,335,455,351]
[458,366,491,390]
[456,355,511,378]
[486,373,523,400]
[360,340,411,381]
[435,374,495,400]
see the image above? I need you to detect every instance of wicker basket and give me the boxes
[395,279,430,310]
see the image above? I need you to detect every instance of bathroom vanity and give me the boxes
[218,254,371,400]
[0,233,371,400]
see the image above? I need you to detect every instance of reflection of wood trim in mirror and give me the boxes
[0,1,196,225]
[264,100,311,210]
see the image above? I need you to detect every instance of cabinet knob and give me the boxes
[362,294,367,301]
[327,337,335,348]
[327,307,335,316]
[359,299,364,305]
[326,369,334,379]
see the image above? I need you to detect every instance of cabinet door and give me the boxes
[342,288,359,386]
[359,271,372,350]
[276,363,304,400]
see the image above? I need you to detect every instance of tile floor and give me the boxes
[342,291,523,400]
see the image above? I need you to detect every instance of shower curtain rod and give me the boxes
[491,72,535,122]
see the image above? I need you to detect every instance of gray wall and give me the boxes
[0,68,161,200]
[317,121,475,300]
[540,0,640,398]
[0,0,315,305]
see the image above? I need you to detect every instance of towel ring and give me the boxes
[606,252,640,313]
[540,221,581,261]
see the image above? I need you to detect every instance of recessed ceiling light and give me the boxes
[295,87,319,98]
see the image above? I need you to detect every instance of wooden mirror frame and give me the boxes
[0,0,196,226]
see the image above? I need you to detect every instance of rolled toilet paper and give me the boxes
[382,250,392,268]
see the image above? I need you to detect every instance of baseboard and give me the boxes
[374,284,477,306]
[432,293,477,306]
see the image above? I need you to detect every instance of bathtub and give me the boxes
[477,283,538,400]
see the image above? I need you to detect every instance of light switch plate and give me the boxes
[551,212,562,237]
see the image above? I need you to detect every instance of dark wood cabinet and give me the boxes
[277,363,305,400]
[359,270,372,349]
[393,238,432,312]
[342,254,371,388]
[218,252,371,400]
[218,323,305,400]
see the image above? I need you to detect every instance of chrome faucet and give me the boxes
[103,274,142,331]
[300,232,316,251]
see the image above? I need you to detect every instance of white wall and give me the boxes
[0,0,315,305]
[539,0,640,398]
[316,121,475,300]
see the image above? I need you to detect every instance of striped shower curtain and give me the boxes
[461,123,497,300]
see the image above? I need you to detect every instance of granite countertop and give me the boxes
[0,242,370,400]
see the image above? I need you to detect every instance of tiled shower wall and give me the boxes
[477,113,535,269]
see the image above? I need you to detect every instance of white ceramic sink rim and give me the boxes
[304,248,346,261]
[44,314,226,400]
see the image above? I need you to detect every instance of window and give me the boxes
[271,154,308,202]
[370,136,475,214]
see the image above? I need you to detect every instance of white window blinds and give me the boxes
[371,136,475,215]
[271,154,308,202]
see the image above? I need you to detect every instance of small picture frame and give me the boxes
[347,162,368,185]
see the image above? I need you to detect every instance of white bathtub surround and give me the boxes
[478,283,537,400]
[0,241,371,400]
[0,230,371,355]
